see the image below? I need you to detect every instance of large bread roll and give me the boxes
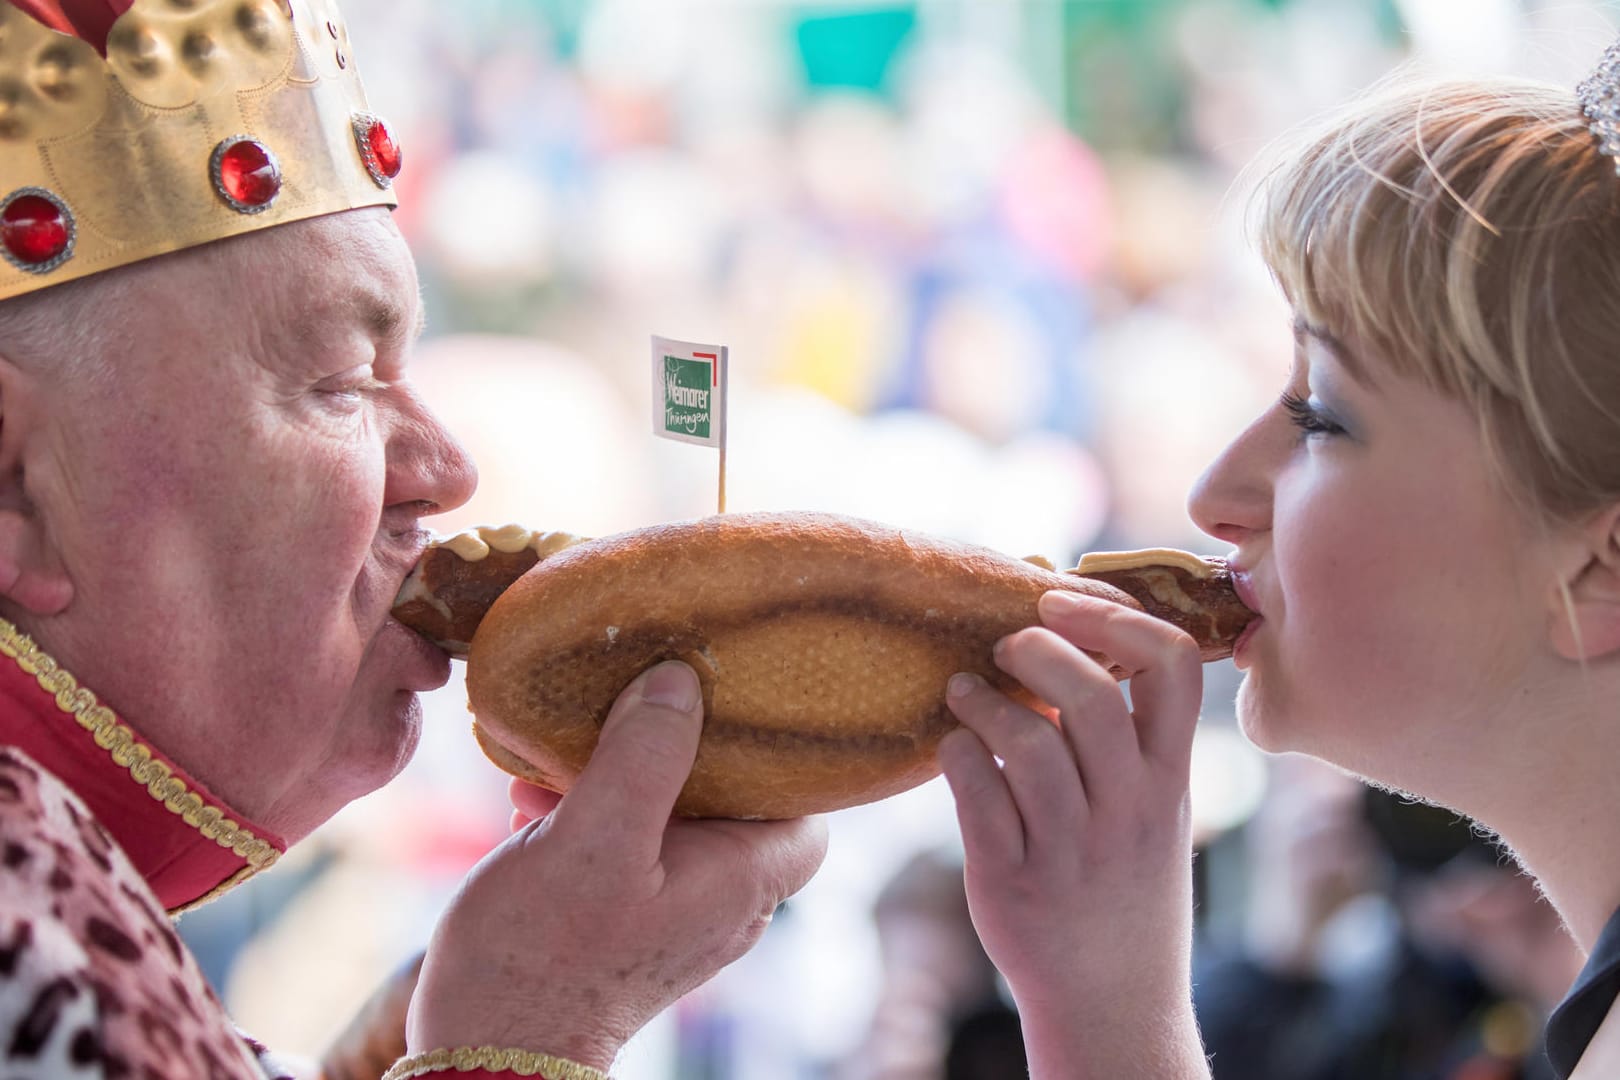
[448,511,1251,819]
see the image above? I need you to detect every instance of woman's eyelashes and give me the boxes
[1279,390,1347,440]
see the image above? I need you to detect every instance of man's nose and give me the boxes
[386,389,479,516]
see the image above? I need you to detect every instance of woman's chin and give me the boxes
[1234,677,1294,755]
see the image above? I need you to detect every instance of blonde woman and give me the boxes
[940,43,1620,1080]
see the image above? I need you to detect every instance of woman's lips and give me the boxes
[1228,568,1264,670]
[1228,568,1263,616]
[1232,616,1264,669]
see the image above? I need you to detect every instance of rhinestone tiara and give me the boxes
[1578,38,1620,171]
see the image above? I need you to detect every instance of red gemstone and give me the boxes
[216,139,281,210]
[1,193,70,267]
[366,119,402,179]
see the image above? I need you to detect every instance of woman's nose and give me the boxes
[1188,410,1278,547]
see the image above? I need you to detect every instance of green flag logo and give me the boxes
[662,355,712,440]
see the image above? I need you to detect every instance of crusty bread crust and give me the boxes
[466,511,1145,819]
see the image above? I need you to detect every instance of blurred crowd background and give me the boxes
[177,1,1618,1077]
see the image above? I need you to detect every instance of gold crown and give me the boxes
[0,0,399,301]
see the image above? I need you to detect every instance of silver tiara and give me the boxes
[1578,39,1620,169]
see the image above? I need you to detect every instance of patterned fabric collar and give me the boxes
[0,616,285,913]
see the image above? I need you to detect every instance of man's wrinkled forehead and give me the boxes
[230,210,424,353]
[303,282,427,348]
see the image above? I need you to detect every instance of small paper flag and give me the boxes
[652,335,730,513]
[651,335,728,448]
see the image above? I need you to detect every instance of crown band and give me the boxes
[0,0,399,301]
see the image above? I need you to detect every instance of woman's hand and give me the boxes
[940,590,1210,1080]
[409,661,829,1071]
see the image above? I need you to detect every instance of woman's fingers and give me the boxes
[950,591,1203,851]
[944,673,1086,865]
[1036,591,1205,774]
[938,722,1025,871]
[989,625,1141,809]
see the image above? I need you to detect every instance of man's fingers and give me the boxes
[763,816,831,901]
[675,815,831,909]
[1038,592,1204,772]
[547,661,703,866]
[508,777,563,832]
[510,785,562,834]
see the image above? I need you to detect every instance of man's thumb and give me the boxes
[555,661,704,851]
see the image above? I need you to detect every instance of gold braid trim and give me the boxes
[168,865,261,916]
[383,1047,610,1080]
[0,617,280,883]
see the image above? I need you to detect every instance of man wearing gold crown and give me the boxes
[0,1,828,1077]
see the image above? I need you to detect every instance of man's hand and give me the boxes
[407,661,829,1071]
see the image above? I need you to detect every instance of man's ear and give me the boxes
[1549,504,1620,662]
[0,356,70,617]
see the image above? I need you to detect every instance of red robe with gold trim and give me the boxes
[0,623,297,1076]
[0,626,516,1078]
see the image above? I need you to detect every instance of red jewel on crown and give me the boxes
[0,188,75,274]
[210,136,283,214]
[351,112,402,189]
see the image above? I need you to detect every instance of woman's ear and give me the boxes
[0,357,71,617]
[1549,504,1620,661]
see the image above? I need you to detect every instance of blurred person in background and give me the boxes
[1195,760,1579,1080]
[833,849,1025,1080]
[0,2,824,1078]
[934,38,1620,1080]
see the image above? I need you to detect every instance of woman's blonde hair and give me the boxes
[1251,70,1620,526]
